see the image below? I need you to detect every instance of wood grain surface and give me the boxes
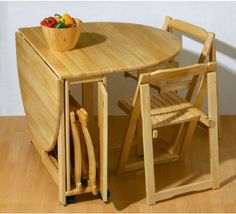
[16,33,63,152]
[19,22,181,80]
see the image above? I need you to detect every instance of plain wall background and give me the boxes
[0,1,236,115]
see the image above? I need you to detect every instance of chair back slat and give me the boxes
[164,16,215,63]
[132,76,143,106]
[162,17,215,102]
[186,33,216,102]
[168,19,209,42]
[132,17,216,109]
[192,44,217,109]
[198,32,215,63]
[141,63,216,83]
[132,62,216,108]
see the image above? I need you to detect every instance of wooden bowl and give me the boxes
[41,19,82,51]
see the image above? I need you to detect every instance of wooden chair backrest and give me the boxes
[162,16,215,63]
[132,62,216,109]
[161,16,216,103]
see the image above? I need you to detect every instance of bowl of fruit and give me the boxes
[41,13,82,51]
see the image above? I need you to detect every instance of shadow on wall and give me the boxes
[176,38,236,115]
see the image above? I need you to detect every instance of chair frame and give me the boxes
[129,16,217,158]
[119,62,219,205]
[164,17,218,158]
[118,16,218,171]
[140,62,219,205]
[117,17,220,205]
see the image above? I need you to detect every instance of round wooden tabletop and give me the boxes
[17,22,181,152]
[19,22,181,80]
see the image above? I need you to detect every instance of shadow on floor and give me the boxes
[106,37,236,210]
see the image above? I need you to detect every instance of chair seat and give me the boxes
[150,91,200,128]
[119,91,200,128]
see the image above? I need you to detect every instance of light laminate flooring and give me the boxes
[0,116,236,212]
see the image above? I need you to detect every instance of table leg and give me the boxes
[58,83,66,205]
[98,80,108,202]
[65,80,71,191]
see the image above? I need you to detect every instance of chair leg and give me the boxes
[167,124,185,155]
[140,84,156,205]
[179,118,199,159]
[209,125,220,189]
[136,117,144,157]
[207,71,220,189]
[117,95,141,175]
[142,127,156,206]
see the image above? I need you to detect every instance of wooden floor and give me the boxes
[1,116,236,212]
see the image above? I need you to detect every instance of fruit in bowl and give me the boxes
[41,13,82,51]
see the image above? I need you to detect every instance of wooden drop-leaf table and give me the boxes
[16,22,181,205]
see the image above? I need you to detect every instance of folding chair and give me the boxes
[117,62,219,205]
[119,16,217,158]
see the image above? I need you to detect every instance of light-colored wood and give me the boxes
[98,81,108,201]
[162,18,215,160]
[70,96,89,181]
[209,43,221,139]
[140,84,156,205]
[155,180,212,202]
[177,33,216,164]
[123,16,181,97]
[82,82,94,137]
[161,18,215,161]
[19,23,181,80]
[117,63,215,174]
[65,80,71,191]
[159,80,192,93]
[207,71,220,189]
[162,16,172,31]
[125,61,179,82]
[125,154,179,172]
[70,94,90,182]
[117,94,141,175]
[150,91,194,115]
[146,62,216,82]
[117,61,219,205]
[119,96,212,128]
[69,75,104,84]
[16,23,181,204]
[76,108,98,195]
[42,152,58,186]
[16,32,62,152]
[136,118,143,157]
[168,18,209,41]
[65,186,96,197]
[125,16,214,105]
[70,111,82,190]
[58,92,66,205]
[196,109,214,128]
[41,21,82,51]
[186,33,215,102]
[200,33,215,61]
[49,154,59,168]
